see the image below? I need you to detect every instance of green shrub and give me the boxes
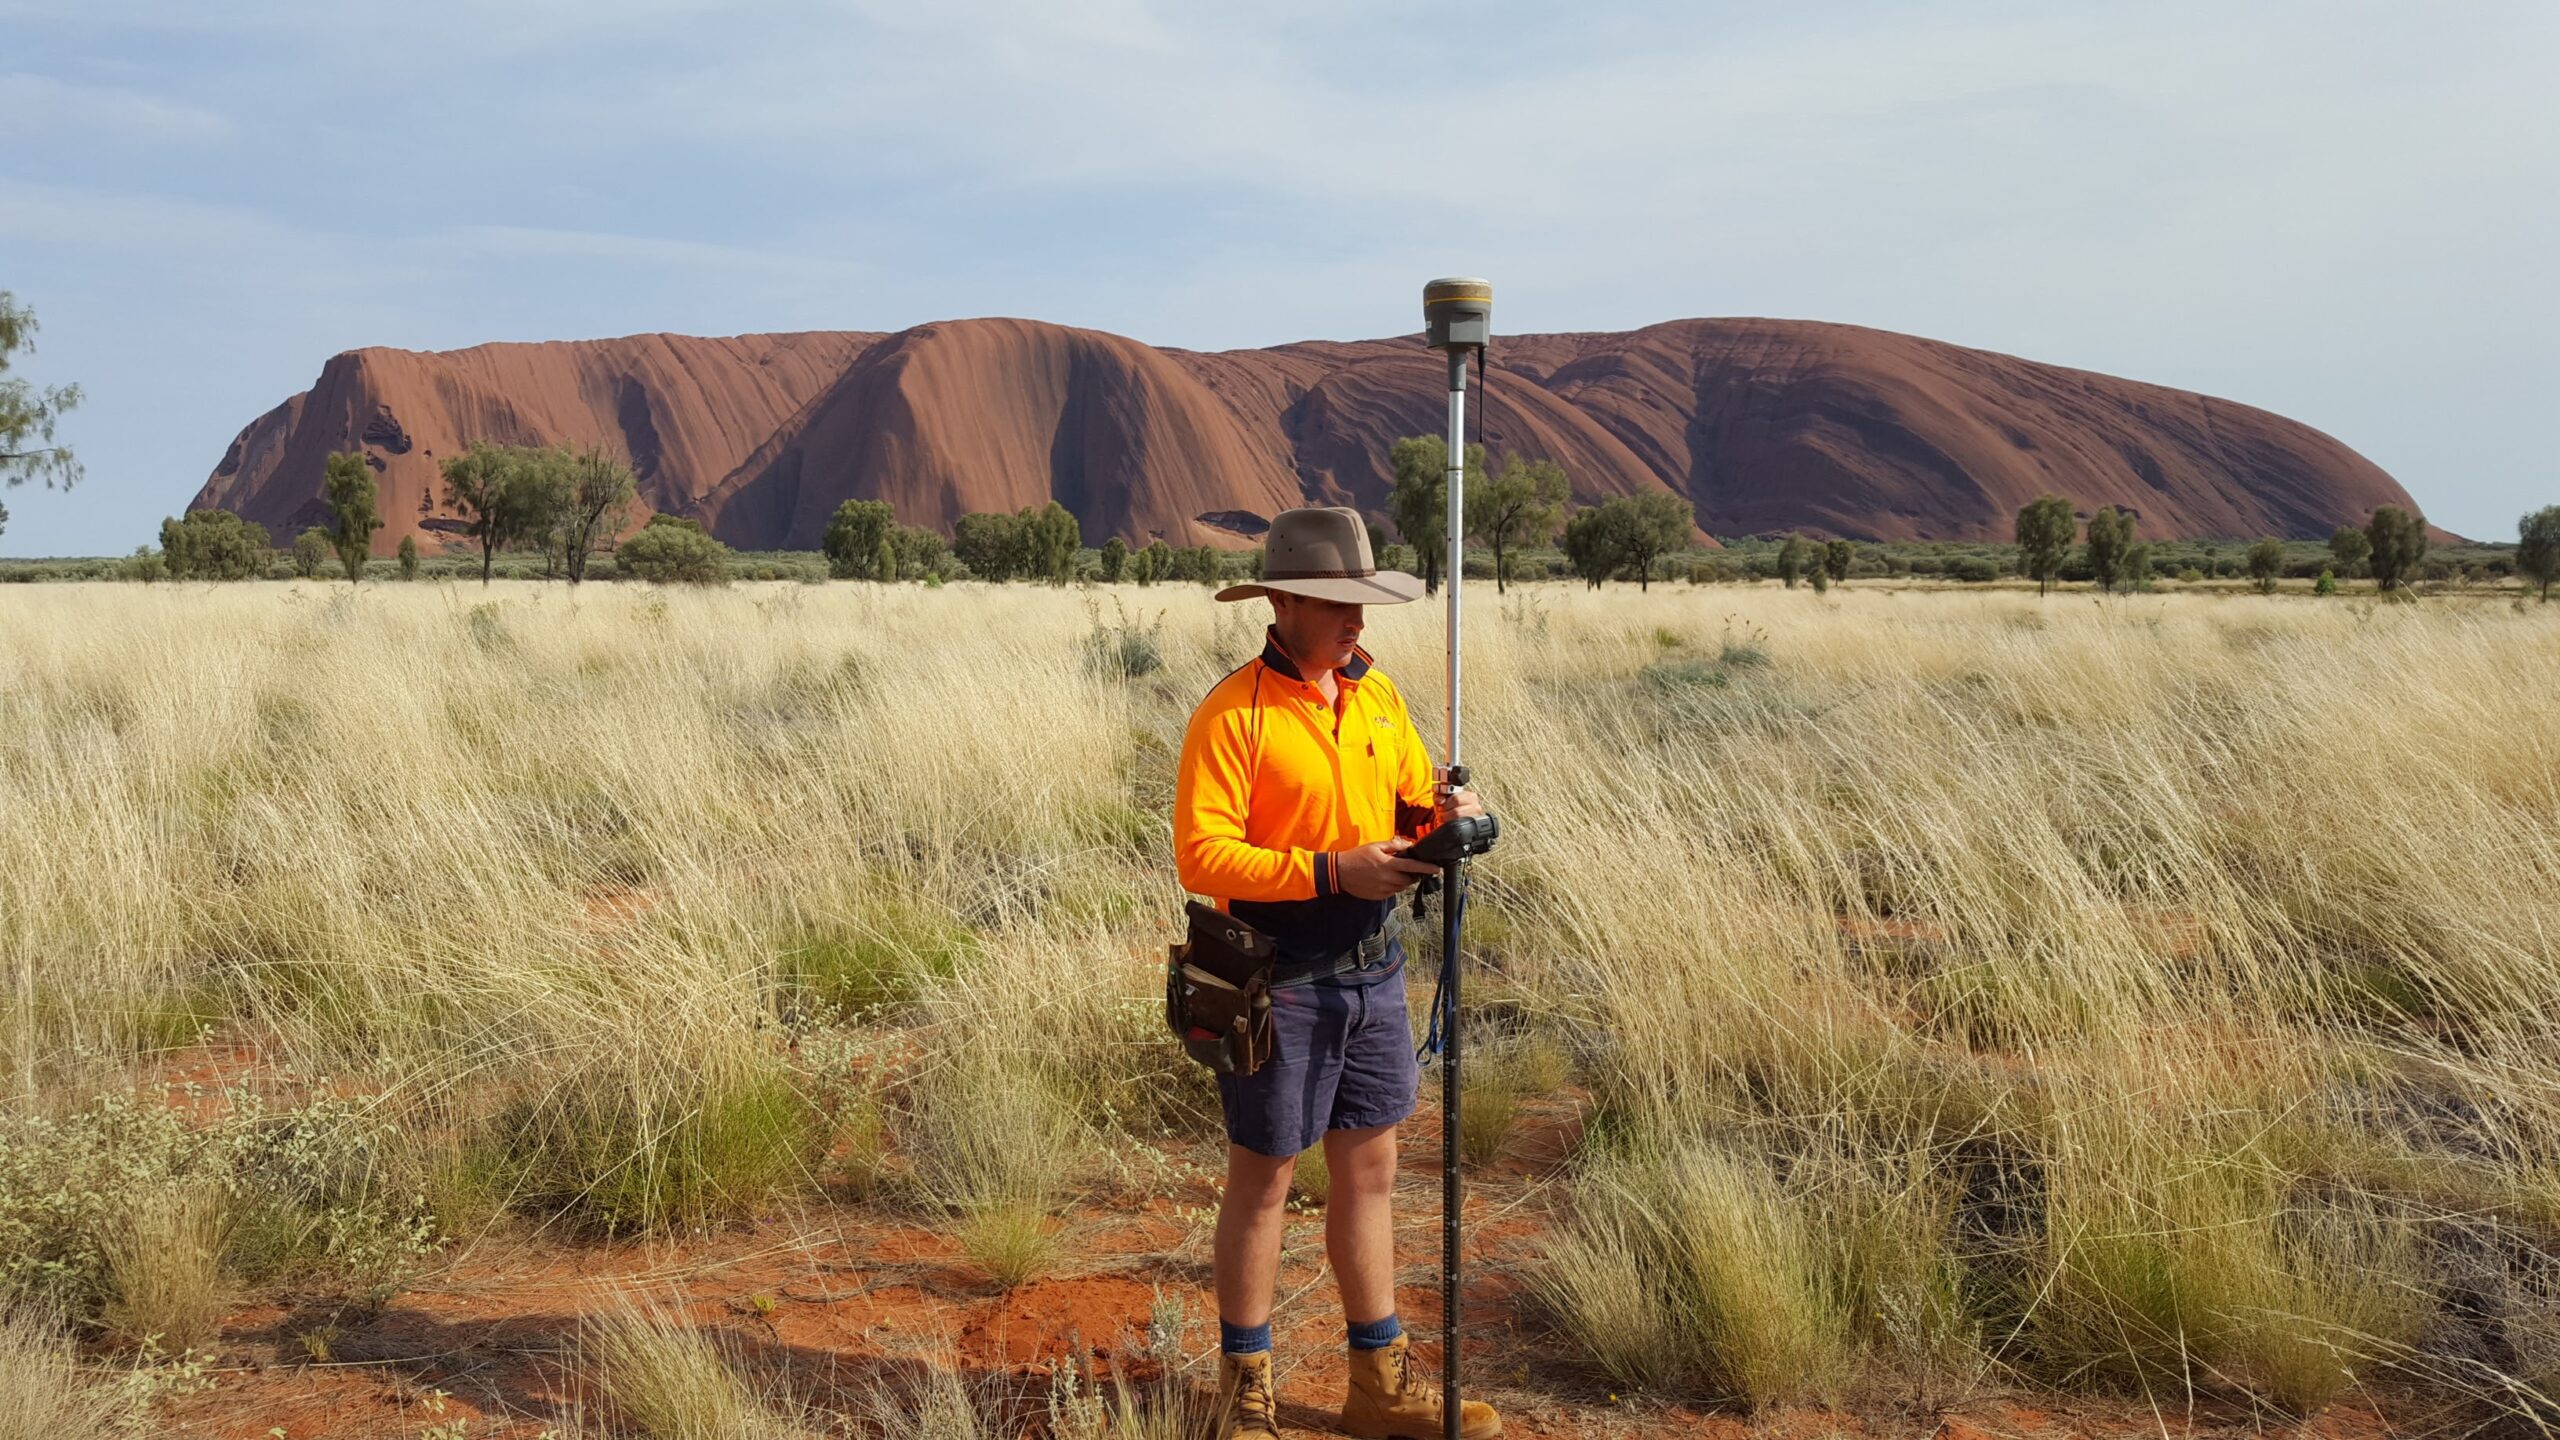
[0,1092,432,1326]
[158,510,270,580]
[614,514,730,585]
[120,546,166,583]
[290,528,329,579]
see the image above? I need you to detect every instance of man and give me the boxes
[1173,506,1501,1440]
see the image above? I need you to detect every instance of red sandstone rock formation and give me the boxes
[193,316,2417,554]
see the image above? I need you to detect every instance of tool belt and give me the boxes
[1165,901,1277,1077]
[1164,904,1400,1076]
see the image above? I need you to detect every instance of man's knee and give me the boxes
[1222,1144,1296,1213]
[1323,1123,1398,1196]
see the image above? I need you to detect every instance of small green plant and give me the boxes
[1292,1148,1331,1206]
[2314,567,2336,596]
[775,893,977,1019]
[958,1201,1057,1289]
[1047,1293,1210,1440]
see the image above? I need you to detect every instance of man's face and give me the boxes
[1270,593,1365,673]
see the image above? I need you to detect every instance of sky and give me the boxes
[2,0,2553,555]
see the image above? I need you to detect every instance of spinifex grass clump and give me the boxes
[0,1308,135,1439]
[1537,1138,1854,1405]
[98,1184,228,1353]
[582,1289,812,1440]
[492,1058,823,1237]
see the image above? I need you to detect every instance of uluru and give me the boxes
[192,317,2420,554]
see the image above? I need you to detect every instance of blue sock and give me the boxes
[1347,1314,1402,1351]
[1220,1319,1273,1356]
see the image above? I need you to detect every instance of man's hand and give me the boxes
[1336,839,1439,900]
[1437,785,1486,827]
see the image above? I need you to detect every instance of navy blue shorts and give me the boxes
[1217,942,1419,1158]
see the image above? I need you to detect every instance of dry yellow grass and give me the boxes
[1,579,2555,1416]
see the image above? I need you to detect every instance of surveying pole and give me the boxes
[1422,276,1490,1440]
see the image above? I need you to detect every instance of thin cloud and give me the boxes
[0,71,233,143]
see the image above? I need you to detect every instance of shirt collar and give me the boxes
[1260,626,1372,685]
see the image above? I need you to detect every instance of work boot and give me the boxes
[1341,1334,1502,1439]
[1215,1349,1287,1439]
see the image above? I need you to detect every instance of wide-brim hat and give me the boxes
[1215,505,1427,604]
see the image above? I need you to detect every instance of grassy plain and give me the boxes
[2,579,2556,1433]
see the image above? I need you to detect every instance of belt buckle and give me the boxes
[1353,931,1388,972]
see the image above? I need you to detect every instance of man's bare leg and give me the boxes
[1322,1121,1399,1325]
[1214,1143,1297,1328]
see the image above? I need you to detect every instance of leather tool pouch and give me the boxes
[1165,900,1277,1077]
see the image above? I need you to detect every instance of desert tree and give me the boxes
[2015,495,2077,597]
[2246,538,2286,594]
[892,524,951,583]
[159,510,269,580]
[823,498,895,580]
[2328,525,2372,579]
[1560,506,1623,590]
[321,450,381,582]
[1822,538,1854,584]
[2365,505,2427,593]
[439,442,533,586]
[397,534,419,580]
[1601,493,1692,593]
[2123,540,2154,591]
[0,291,82,537]
[291,527,330,579]
[1170,545,1222,584]
[1465,453,1567,593]
[1388,434,1487,596]
[553,446,636,585]
[1014,501,1081,584]
[1775,534,1808,589]
[2084,505,2135,593]
[952,511,1021,581]
[1099,536,1127,583]
[2517,505,2560,602]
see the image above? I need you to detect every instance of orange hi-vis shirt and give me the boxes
[1174,627,1439,966]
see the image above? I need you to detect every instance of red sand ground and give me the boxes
[192,317,2420,556]
[133,1043,2434,1440]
